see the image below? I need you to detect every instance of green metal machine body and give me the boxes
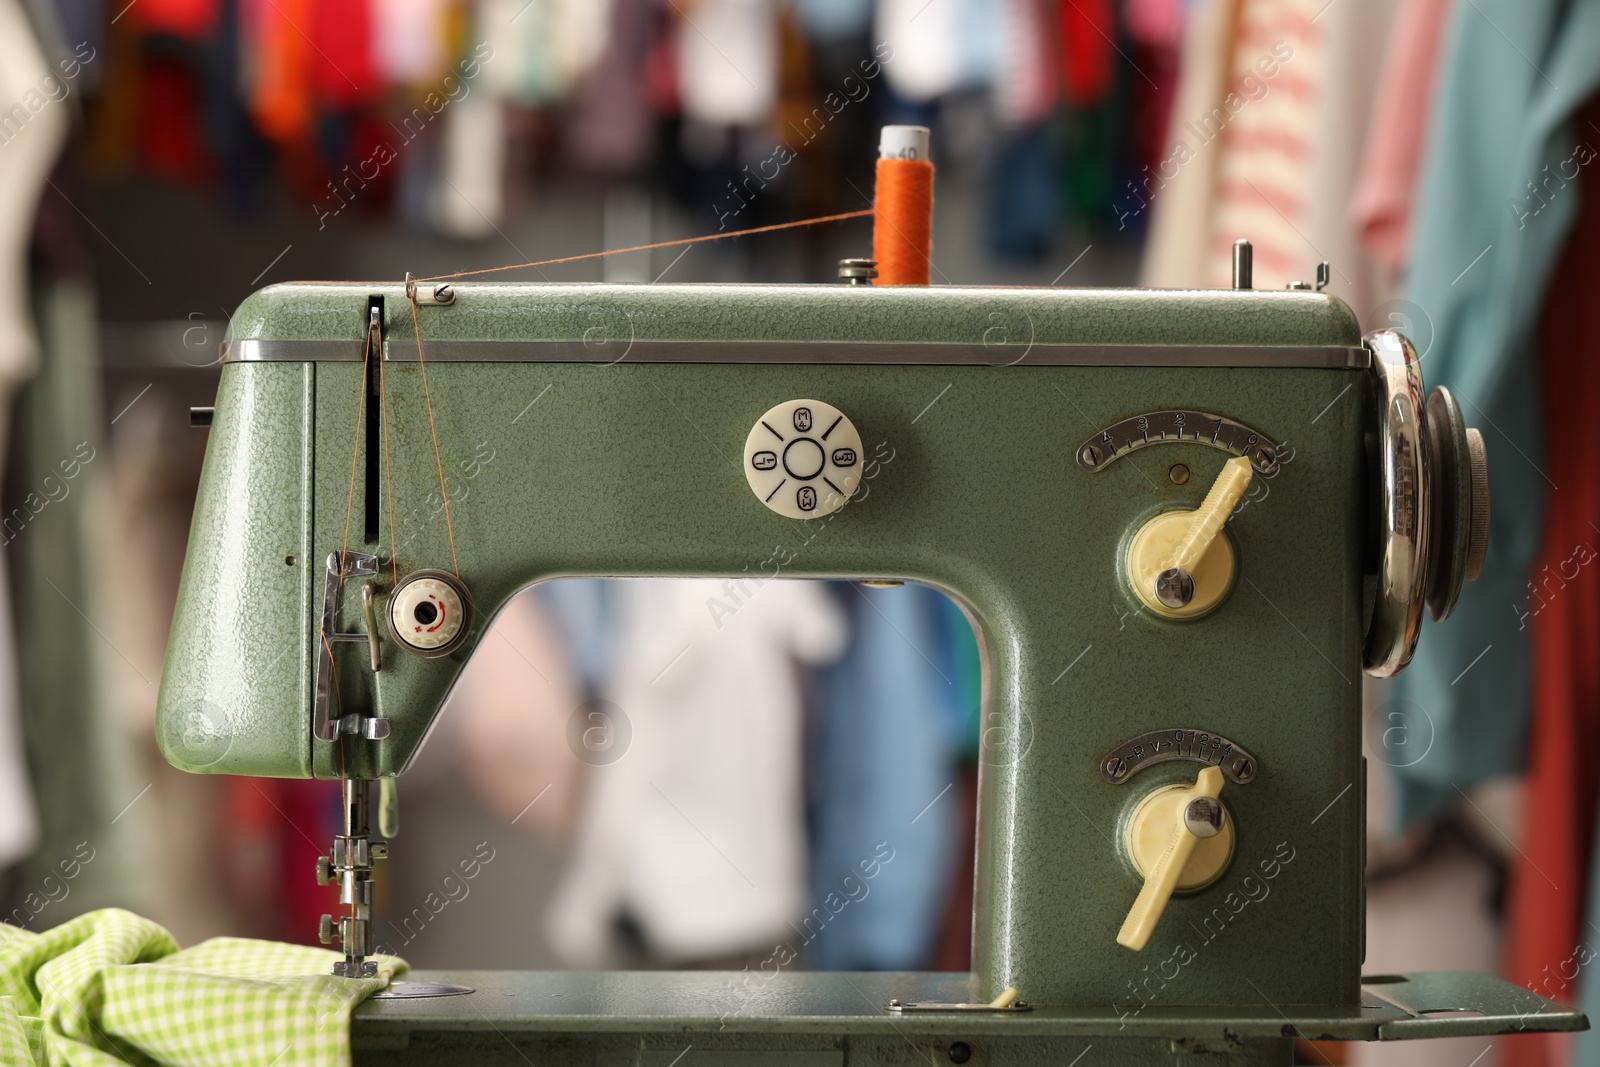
[156,279,1582,1063]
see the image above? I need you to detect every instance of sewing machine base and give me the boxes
[350,970,1584,1065]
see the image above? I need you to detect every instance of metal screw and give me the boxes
[838,258,879,285]
[371,843,389,859]
[315,856,331,886]
[948,1042,972,1064]
[1104,757,1124,779]
[318,914,336,945]
[888,999,902,1008]
[1169,464,1190,485]
[1253,445,1278,471]
[1079,444,1103,467]
[433,284,454,304]
[1184,796,1226,838]
[1155,567,1195,609]
[1232,757,1255,781]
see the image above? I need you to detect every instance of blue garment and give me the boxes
[989,124,1058,261]
[806,583,977,970]
[1386,0,1600,828]
[534,579,612,694]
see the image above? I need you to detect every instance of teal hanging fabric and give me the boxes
[1385,0,1600,827]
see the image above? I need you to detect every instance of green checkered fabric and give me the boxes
[0,908,405,1066]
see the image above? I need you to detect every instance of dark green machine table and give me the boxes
[351,971,1585,1065]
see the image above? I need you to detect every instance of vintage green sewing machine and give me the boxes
[156,243,1584,1064]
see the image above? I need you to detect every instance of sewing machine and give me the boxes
[157,245,1585,1064]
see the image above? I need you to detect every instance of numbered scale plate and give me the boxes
[1101,728,1259,786]
[1077,410,1280,475]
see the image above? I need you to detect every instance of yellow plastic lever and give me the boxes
[1116,766,1225,951]
[1163,456,1255,576]
[1126,456,1256,619]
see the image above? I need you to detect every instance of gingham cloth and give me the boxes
[0,908,405,1066]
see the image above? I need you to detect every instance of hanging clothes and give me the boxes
[1125,0,1184,182]
[1348,0,1457,279]
[1141,0,1395,310]
[427,590,586,842]
[14,228,151,922]
[479,0,553,105]
[990,124,1058,259]
[372,0,453,87]
[677,0,779,129]
[1203,0,1325,289]
[1502,91,1600,1067]
[0,0,70,878]
[136,53,212,184]
[546,579,847,966]
[988,0,1057,259]
[125,0,217,40]
[562,0,653,177]
[50,0,106,94]
[1384,0,1600,833]
[875,0,967,104]
[431,85,507,237]
[806,584,976,970]
[1056,0,1115,107]
[1296,0,1400,316]
[997,0,1055,125]
[223,777,342,945]
[1138,0,1238,274]
[309,0,379,113]
[797,0,871,39]
[245,0,316,144]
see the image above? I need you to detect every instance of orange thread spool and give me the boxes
[873,125,934,287]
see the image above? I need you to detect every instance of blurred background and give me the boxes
[0,0,1596,1065]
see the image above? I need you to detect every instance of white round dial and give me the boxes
[744,399,863,519]
[388,571,470,656]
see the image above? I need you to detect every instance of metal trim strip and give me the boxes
[221,338,1371,369]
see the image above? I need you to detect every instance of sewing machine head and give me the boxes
[155,249,1499,1015]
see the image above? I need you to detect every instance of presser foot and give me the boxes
[332,959,379,979]
[319,779,386,984]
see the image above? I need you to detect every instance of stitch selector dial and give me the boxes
[744,399,863,519]
[387,569,472,657]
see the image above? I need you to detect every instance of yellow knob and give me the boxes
[1126,456,1254,619]
[1117,765,1234,951]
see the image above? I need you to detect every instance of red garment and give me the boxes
[1130,42,1179,178]
[312,0,379,112]
[1057,0,1117,107]
[644,12,681,117]
[227,776,343,946]
[130,0,219,40]
[1501,94,1600,1067]
[137,57,212,184]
